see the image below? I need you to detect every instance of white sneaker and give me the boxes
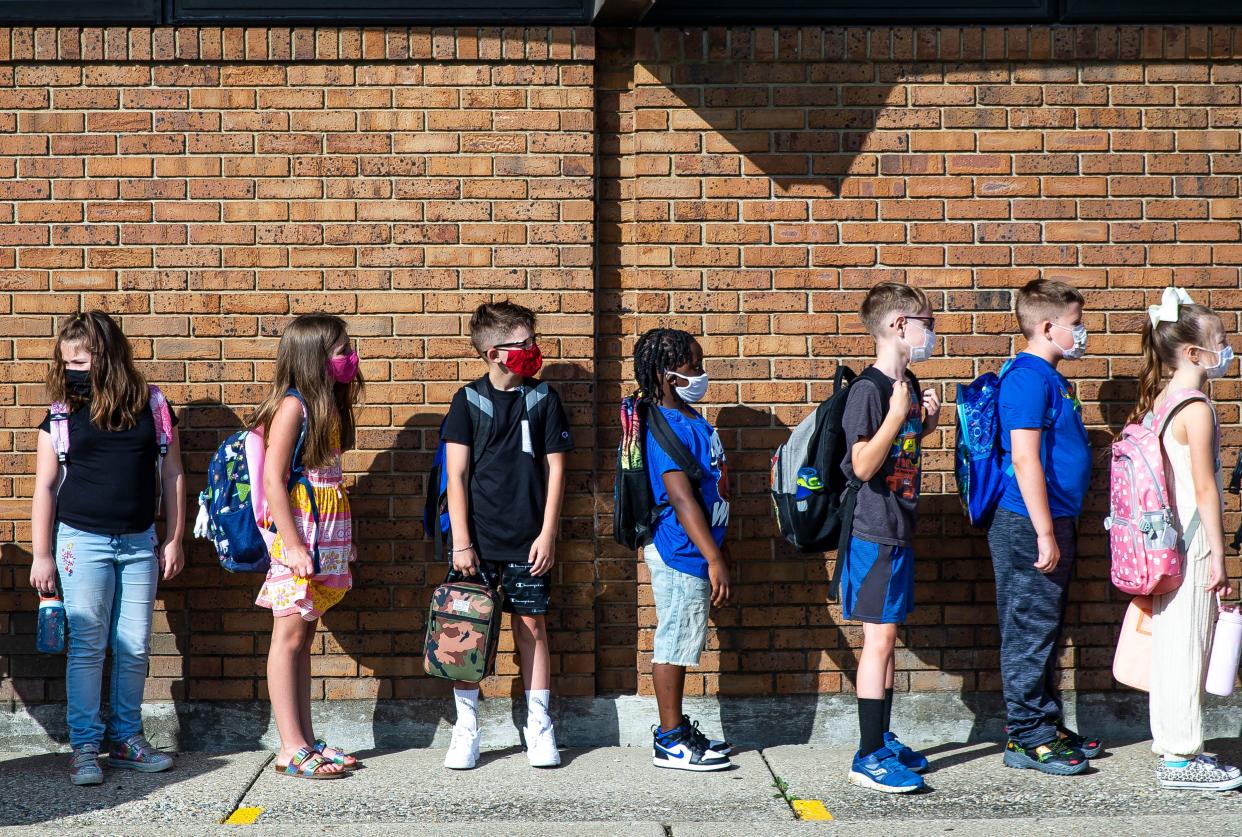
[443,723,480,770]
[526,722,561,768]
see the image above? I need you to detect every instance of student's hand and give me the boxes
[528,532,556,577]
[1207,554,1233,597]
[1034,532,1060,573]
[29,554,57,596]
[922,387,941,428]
[452,545,479,577]
[887,378,910,421]
[283,543,315,579]
[159,540,185,582]
[706,554,731,607]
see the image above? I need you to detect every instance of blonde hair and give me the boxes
[47,311,148,432]
[860,282,930,336]
[1016,279,1085,338]
[249,314,363,468]
[1128,302,1221,427]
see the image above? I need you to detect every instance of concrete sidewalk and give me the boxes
[4,741,1242,834]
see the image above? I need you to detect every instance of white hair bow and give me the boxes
[1148,286,1193,327]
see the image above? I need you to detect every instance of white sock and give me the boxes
[526,689,551,730]
[453,688,479,730]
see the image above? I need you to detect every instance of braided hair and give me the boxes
[633,327,697,404]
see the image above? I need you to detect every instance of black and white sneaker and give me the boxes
[681,714,733,756]
[652,723,731,772]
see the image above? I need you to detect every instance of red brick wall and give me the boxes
[3,24,1242,710]
[0,26,598,706]
[596,25,1242,698]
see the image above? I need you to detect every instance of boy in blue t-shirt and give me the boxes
[990,279,1100,777]
[634,327,733,772]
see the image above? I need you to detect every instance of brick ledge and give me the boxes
[0,26,595,63]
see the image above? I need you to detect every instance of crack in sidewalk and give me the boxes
[757,748,799,820]
[219,752,274,824]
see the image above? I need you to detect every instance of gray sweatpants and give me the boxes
[987,508,1077,750]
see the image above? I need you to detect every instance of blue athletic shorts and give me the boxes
[841,536,915,624]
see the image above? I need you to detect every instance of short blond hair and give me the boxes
[1015,279,1084,338]
[860,282,930,336]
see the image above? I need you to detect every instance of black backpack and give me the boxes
[770,365,917,599]
[613,395,707,550]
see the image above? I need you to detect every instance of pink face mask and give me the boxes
[327,350,359,383]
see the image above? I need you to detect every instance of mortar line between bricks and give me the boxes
[757,748,800,821]
[220,751,273,824]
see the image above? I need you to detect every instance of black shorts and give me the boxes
[457,561,550,616]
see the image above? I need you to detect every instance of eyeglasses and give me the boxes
[491,337,536,351]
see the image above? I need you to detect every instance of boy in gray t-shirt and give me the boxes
[838,283,941,795]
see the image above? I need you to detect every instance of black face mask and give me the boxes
[65,369,91,396]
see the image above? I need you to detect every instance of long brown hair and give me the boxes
[249,314,363,468]
[1128,301,1221,427]
[47,311,148,432]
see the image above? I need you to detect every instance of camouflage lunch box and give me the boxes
[423,575,503,683]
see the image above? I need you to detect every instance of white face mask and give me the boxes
[669,371,710,404]
[906,321,936,364]
[1196,345,1235,379]
[1050,322,1088,360]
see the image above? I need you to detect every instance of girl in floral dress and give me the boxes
[251,314,363,780]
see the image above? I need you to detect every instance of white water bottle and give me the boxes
[1205,603,1242,697]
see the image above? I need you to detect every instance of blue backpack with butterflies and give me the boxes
[195,389,319,573]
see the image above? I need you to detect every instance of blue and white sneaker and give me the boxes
[883,731,929,773]
[652,723,731,772]
[848,746,925,794]
[682,714,733,756]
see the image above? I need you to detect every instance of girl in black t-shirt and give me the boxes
[29,311,186,786]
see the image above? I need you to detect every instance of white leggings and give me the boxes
[1149,543,1214,758]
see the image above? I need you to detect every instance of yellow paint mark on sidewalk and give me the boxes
[224,807,263,825]
[791,799,833,820]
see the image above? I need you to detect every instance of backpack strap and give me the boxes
[644,402,711,527]
[1149,388,1214,550]
[48,400,71,495]
[284,388,321,574]
[519,379,551,457]
[463,378,495,468]
[148,385,173,515]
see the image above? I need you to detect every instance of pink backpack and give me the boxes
[50,384,174,511]
[1106,389,1209,596]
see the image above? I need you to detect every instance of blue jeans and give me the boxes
[55,522,159,749]
[987,509,1077,749]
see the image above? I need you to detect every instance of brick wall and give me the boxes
[0,26,599,707]
[595,25,1242,699]
[3,23,1242,713]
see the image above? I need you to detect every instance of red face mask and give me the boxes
[502,343,543,377]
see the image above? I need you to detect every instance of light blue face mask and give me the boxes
[1196,345,1235,379]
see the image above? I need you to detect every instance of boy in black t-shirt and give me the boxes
[440,301,573,771]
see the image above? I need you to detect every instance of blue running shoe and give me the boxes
[652,724,731,772]
[883,732,929,774]
[848,746,924,794]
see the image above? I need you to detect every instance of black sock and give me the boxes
[882,687,894,734]
[858,698,885,757]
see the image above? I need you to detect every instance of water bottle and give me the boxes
[796,467,822,500]
[1206,603,1242,697]
[36,594,66,655]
